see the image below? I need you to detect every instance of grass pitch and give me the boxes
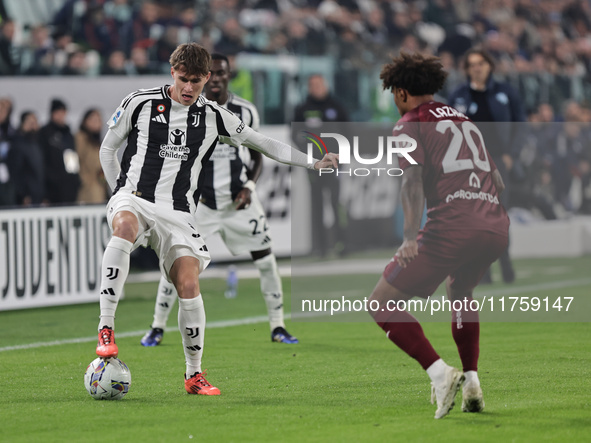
[1,257,590,442]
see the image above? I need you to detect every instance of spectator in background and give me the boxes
[105,0,134,32]
[154,26,181,65]
[22,25,55,76]
[120,0,162,56]
[0,97,17,206]
[76,108,108,204]
[544,100,589,213]
[127,45,156,75]
[0,19,19,75]
[51,29,75,73]
[215,17,248,54]
[39,99,80,204]
[285,20,322,56]
[336,26,368,69]
[79,5,120,57]
[11,111,44,206]
[61,48,88,75]
[510,104,558,220]
[52,0,85,40]
[293,74,349,257]
[101,50,127,75]
[448,48,526,284]
[170,5,202,44]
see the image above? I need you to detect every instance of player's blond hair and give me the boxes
[169,43,212,78]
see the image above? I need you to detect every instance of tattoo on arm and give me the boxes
[400,165,425,241]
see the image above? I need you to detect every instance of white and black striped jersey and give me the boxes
[106,85,250,214]
[198,92,260,210]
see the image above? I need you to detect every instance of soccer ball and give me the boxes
[84,357,131,400]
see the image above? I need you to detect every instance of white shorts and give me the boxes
[107,193,211,280]
[195,192,273,255]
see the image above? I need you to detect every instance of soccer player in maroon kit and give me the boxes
[369,52,509,419]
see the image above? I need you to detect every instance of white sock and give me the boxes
[426,359,450,386]
[152,275,177,329]
[464,370,480,386]
[98,236,133,331]
[178,296,205,376]
[253,254,285,331]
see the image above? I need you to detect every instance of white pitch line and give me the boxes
[3,277,591,353]
[0,314,270,353]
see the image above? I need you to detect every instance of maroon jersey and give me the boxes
[395,101,509,235]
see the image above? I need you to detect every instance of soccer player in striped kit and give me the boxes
[95,43,337,395]
[140,53,298,348]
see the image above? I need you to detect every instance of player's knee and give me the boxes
[111,218,138,242]
[175,278,200,299]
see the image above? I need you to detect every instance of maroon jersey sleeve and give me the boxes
[391,101,509,235]
[394,109,423,169]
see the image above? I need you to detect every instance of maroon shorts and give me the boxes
[383,229,509,298]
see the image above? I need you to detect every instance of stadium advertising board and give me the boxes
[0,205,110,311]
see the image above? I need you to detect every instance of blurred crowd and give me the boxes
[1,96,590,220]
[0,0,591,219]
[516,100,591,218]
[0,0,590,80]
[0,96,108,207]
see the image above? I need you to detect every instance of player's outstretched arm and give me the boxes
[99,129,127,191]
[313,152,339,170]
[396,165,425,268]
[235,129,338,170]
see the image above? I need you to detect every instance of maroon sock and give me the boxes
[373,305,440,370]
[451,296,480,372]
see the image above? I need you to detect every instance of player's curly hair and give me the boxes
[380,52,448,96]
[169,42,212,78]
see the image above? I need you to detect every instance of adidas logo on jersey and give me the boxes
[151,114,167,124]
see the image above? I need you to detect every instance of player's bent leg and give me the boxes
[369,276,440,370]
[446,279,485,413]
[97,211,139,358]
[446,278,480,375]
[446,230,506,414]
[370,277,462,419]
[141,275,177,346]
[170,256,220,396]
[251,249,298,344]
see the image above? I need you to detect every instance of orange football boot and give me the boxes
[96,326,118,358]
[185,371,220,395]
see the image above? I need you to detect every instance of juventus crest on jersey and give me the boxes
[198,92,260,210]
[107,86,250,214]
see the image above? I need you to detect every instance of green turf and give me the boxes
[1,257,590,442]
